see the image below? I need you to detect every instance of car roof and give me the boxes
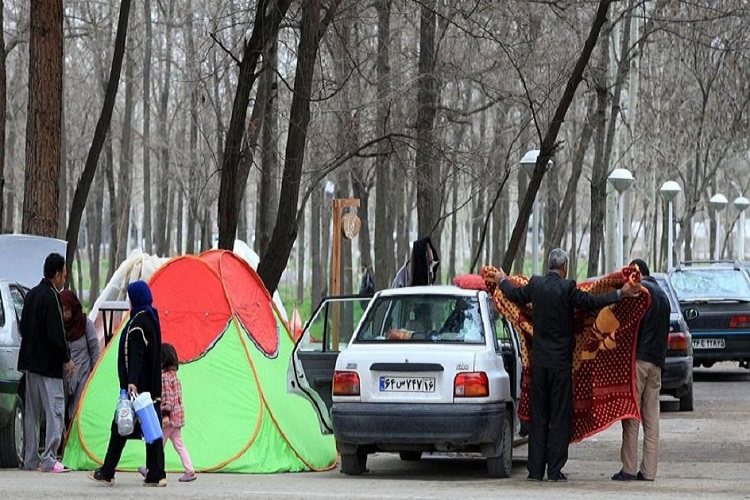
[673,260,744,271]
[378,285,480,298]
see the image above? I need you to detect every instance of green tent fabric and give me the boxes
[63,250,336,473]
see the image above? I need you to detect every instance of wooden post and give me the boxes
[331,198,360,350]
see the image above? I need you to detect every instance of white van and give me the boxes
[288,286,524,478]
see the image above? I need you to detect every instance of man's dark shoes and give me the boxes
[88,469,114,486]
[526,474,543,482]
[612,470,637,481]
[637,471,654,481]
[549,472,568,482]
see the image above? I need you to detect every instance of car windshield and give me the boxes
[669,269,750,301]
[355,295,485,344]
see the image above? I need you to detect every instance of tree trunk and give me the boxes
[185,0,199,255]
[296,205,305,305]
[448,173,458,278]
[155,0,174,256]
[116,34,135,266]
[548,95,596,251]
[256,0,344,295]
[513,169,528,274]
[217,0,292,251]
[373,0,394,290]
[142,0,153,253]
[0,0,5,231]
[310,184,323,307]
[106,132,117,280]
[255,38,280,257]
[23,0,63,237]
[586,22,611,277]
[502,0,613,274]
[352,175,372,269]
[86,168,103,307]
[415,0,440,243]
[65,0,132,269]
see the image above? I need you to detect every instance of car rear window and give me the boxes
[669,269,750,301]
[355,295,485,344]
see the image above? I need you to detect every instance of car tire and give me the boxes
[679,380,694,412]
[486,409,512,478]
[340,448,367,475]
[399,451,422,461]
[0,395,24,468]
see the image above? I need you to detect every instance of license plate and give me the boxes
[379,376,436,392]
[692,338,725,349]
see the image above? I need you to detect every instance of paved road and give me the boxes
[1,363,748,499]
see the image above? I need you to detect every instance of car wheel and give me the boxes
[399,451,422,461]
[487,409,512,478]
[679,380,694,412]
[0,395,24,468]
[340,448,367,475]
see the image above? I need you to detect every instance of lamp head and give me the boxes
[607,168,635,193]
[659,180,681,202]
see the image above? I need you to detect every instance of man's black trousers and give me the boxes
[527,364,573,479]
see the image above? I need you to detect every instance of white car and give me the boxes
[288,286,523,478]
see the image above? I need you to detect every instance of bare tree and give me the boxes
[23,0,64,237]
[0,0,6,231]
[256,0,346,294]
[501,0,614,273]
[217,0,292,251]
[65,0,132,270]
[142,0,153,253]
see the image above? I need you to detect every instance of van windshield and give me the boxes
[355,295,484,344]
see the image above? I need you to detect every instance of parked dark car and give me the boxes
[668,261,750,371]
[652,273,693,411]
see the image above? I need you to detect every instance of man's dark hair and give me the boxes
[629,258,650,277]
[44,253,66,280]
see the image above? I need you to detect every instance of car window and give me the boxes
[355,295,485,344]
[669,269,750,300]
[652,276,679,311]
[0,291,5,327]
[9,285,25,322]
[298,298,371,352]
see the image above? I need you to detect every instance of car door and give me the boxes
[287,295,373,434]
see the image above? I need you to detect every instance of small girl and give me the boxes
[139,343,196,482]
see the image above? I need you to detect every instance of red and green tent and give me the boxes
[63,250,336,473]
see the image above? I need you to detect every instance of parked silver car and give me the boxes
[0,279,27,467]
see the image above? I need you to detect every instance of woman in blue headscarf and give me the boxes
[88,281,167,487]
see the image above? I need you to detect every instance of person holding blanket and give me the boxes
[492,248,641,482]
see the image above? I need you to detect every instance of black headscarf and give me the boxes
[411,237,439,286]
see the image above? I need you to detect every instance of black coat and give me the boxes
[118,310,162,401]
[636,276,669,368]
[500,272,621,369]
[18,279,70,378]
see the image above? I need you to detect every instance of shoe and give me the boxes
[612,470,637,481]
[637,471,654,481]
[138,466,148,479]
[179,471,196,482]
[42,461,70,473]
[549,472,568,482]
[144,478,167,487]
[526,475,543,482]
[88,469,114,486]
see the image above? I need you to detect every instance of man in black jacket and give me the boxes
[493,248,640,482]
[18,253,75,473]
[612,259,669,482]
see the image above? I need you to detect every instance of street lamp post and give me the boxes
[709,194,728,260]
[734,196,750,260]
[520,150,553,275]
[607,168,635,267]
[660,181,682,270]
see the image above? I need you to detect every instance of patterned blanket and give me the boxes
[456,266,651,443]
